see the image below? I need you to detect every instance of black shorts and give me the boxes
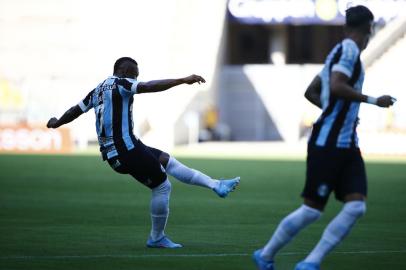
[302,144,367,204]
[106,140,167,189]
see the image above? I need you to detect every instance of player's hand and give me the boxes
[376,95,396,107]
[183,75,206,85]
[47,117,59,129]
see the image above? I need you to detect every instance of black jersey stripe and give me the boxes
[111,85,127,154]
[348,57,362,148]
[309,45,342,145]
[127,95,138,146]
[326,100,351,146]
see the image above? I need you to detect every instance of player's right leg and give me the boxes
[166,155,240,198]
[146,145,240,198]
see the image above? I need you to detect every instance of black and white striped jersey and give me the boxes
[78,76,139,159]
[309,38,365,149]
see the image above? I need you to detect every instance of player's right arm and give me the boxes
[47,89,94,129]
[47,105,83,129]
[304,75,322,109]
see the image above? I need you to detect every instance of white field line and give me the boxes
[1,250,406,260]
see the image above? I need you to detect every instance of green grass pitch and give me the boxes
[1,154,405,270]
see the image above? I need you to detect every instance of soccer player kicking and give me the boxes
[253,5,396,270]
[47,57,240,248]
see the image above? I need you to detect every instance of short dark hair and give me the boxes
[113,57,138,74]
[346,5,374,28]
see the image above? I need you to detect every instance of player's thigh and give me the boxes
[335,149,367,201]
[121,144,167,189]
[143,143,170,168]
[302,146,340,205]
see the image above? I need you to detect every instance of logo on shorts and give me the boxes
[112,160,121,169]
[145,178,152,186]
[318,184,329,197]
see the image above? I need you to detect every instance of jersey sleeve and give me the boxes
[78,89,95,112]
[331,40,360,78]
[116,78,139,95]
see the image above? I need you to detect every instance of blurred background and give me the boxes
[1,0,405,158]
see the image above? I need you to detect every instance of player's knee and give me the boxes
[343,201,366,218]
[165,157,195,183]
[161,179,171,194]
[153,179,172,195]
[166,156,178,172]
[301,204,322,221]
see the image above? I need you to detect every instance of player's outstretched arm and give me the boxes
[47,105,83,129]
[330,72,396,107]
[137,74,206,94]
[304,75,322,109]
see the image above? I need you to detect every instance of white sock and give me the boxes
[165,156,219,189]
[304,201,366,265]
[261,205,321,261]
[150,179,171,241]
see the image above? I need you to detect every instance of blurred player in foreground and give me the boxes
[253,5,396,270]
[47,57,240,248]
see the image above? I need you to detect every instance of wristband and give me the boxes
[366,96,378,105]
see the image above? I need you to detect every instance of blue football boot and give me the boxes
[146,236,183,248]
[294,261,320,270]
[213,177,240,198]
[252,249,275,270]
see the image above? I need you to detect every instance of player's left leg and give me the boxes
[146,145,240,198]
[296,149,367,269]
[119,142,182,248]
[147,179,182,248]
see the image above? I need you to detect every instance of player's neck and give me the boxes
[346,33,365,51]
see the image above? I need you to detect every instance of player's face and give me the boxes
[134,64,139,79]
[360,21,374,50]
[128,63,139,79]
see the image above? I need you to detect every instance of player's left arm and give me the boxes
[330,41,395,107]
[47,105,83,129]
[304,75,322,109]
[136,74,206,94]
[330,72,395,107]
